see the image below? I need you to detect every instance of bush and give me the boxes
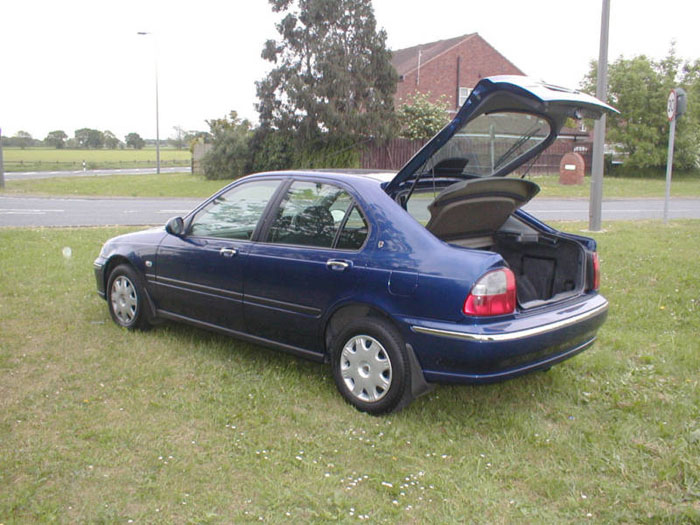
[249,130,360,173]
[294,139,360,169]
[201,112,252,180]
[248,130,295,173]
[397,93,450,140]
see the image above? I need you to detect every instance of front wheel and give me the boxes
[107,264,151,330]
[331,317,412,415]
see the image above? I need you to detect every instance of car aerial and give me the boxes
[95,76,617,414]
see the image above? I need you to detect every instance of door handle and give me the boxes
[326,259,351,271]
[219,247,238,258]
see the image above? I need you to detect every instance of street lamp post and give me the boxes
[0,128,5,189]
[137,31,160,175]
[589,0,610,231]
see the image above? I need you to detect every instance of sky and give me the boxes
[2,0,699,142]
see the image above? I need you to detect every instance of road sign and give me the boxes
[667,89,677,121]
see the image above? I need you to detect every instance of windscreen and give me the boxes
[419,112,551,178]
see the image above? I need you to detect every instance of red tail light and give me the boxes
[592,252,601,291]
[463,268,516,316]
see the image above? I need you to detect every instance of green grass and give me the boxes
[530,173,700,198]
[2,147,190,172]
[1,221,699,523]
[3,172,700,199]
[2,173,228,199]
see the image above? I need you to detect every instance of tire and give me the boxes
[107,264,151,331]
[331,317,413,415]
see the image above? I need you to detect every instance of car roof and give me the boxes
[244,169,396,184]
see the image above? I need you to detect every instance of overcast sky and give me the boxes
[2,0,699,141]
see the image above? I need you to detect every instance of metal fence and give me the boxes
[3,159,190,172]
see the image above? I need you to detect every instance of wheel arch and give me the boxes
[103,255,131,291]
[325,301,434,411]
[323,302,400,360]
[104,255,158,322]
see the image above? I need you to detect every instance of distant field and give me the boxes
[2,147,191,171]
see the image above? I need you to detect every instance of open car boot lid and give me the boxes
[426,177,540,240]
[384,75,618,195]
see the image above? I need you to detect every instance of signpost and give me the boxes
[664,88,687,223]
[0,128,5,189]
[589,0,610,231]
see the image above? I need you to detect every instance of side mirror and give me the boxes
[165,216,185,236]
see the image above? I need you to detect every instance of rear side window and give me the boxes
[267,181,368,250]
[336,206,369,250]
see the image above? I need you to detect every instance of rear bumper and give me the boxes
[402,294,608,384]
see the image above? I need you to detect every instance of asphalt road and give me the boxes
[1,195,699,228]
[0,195,200,227]
[4,166,191,181]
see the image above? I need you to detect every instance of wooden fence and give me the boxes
[360,136,593,175]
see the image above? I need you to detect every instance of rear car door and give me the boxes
[153,179,281,330]
[244,179,370,352]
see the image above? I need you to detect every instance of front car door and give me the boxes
[244,179,370,352]
[152,179,282,330]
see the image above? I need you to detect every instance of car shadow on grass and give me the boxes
[146,319,567,424]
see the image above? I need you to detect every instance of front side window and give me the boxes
[267,181,367,249]
[189,180,280,239]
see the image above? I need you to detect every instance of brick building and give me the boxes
[361,33,593,174]
[392,33,524,112]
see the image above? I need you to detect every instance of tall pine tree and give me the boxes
[256,0,397,143]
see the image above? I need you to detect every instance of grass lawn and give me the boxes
[530,174,700,199]
[1,221,699,523]
[2,147,190,172]
[3,172,700,199]
[2,173,227,199]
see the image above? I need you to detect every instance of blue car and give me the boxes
[94,76,616,414]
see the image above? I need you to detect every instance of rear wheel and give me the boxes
[331,317,412,414]
[107,264,151,330]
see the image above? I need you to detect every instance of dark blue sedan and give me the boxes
[95,76,615,414]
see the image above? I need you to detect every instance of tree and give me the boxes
[103,130,121,149]
[396,93,450,140]
[582,46,700,170]
[170,126,187,150]
[45,130,68,149]
[125,132,145,150]
[256,0,397,143]
[74,128,105,149]
[14,131,34,149]
[202,111,252,180]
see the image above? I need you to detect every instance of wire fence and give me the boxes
[4,159,191,172]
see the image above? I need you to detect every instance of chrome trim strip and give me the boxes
[155,275,243,301]
[244,293,321,317]
[411,301,608,343]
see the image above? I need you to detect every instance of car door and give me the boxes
[244,180,370,352]
[152,178,282,331]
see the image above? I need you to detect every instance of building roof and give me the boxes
[391,33,524,78]
[391,33,476,77]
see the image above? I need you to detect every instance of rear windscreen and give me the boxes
[419,112,551,178]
